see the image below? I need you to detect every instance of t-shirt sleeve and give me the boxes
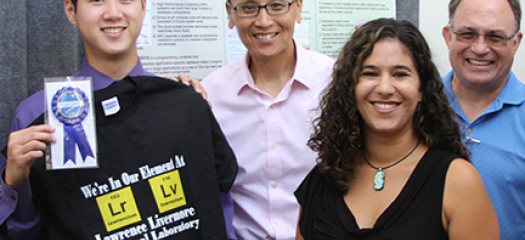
[207,105,238,193]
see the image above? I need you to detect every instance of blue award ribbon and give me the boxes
[51,86,94,164]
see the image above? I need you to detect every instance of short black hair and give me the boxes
[69,0,144,12]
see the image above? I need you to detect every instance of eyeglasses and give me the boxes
[228,0,298,18]
[450,26,518,46]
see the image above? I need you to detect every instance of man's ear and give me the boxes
[142,0,147,18]
[295,0,303,24]
[511,32,522,54]
[64,0,78,27]
[226,1,235,29]
[442,26,452,49]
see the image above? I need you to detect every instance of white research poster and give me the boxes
[137,0,395,79]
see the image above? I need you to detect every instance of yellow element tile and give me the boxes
[96,187,141,232]
[149,170,186,213]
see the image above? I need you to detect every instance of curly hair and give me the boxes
[308,18,470,193]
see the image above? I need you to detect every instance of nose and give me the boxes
[103,1,123,21]
[470,35,491,55]
[254,6,273,27]
[376,74,395,96]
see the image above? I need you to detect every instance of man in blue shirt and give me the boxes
[0,0,234,239]
[441,0,524,238]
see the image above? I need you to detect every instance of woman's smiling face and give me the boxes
[356,38,421,137]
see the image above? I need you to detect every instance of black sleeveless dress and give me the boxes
[295,148,460,240]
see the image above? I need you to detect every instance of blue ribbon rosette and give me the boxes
[51,86,94,164]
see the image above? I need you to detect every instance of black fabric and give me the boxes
[295,148,458,240]
[27,76,237,240]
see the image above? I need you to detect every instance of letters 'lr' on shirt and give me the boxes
[202,39,335,240]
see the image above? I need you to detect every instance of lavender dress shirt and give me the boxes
[0,59,235,239]
[202,40,335,240]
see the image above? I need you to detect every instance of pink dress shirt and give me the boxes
[202,40,334,240]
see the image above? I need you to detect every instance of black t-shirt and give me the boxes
[295,148,458,240]
[27,76,237,240]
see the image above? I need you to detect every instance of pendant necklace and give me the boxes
[363,140,420,191]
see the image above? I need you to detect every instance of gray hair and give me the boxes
[448,0,522,32]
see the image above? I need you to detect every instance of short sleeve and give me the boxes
[295,166,332,239]
[295,166,321,207]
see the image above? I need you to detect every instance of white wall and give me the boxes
[419,1,525,82]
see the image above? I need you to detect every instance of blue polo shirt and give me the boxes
[443,71,525,240]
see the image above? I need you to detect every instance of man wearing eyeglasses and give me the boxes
[201,0,335,239]
[441,0,524,239]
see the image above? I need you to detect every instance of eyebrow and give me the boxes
[456,26,507,35]
[361,65,414,72]
[236,0,259,4]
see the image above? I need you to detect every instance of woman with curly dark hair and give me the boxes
[294,18,498,239]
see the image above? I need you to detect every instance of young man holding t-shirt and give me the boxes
[0,1,237,239]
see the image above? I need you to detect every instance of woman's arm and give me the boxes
[443,158,499,240]
[296,207,305,240]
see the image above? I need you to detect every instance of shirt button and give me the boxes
[275,220,281,225]
[467,128,472,134]
[270,104,277,109]
[271,143,277,149]
[272,182,278,188]
[10,195,15,201]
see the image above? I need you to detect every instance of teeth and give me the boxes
[255,33,276,39]
[468,59,491,66]
[373,103,396,109]
[103,27,124,33]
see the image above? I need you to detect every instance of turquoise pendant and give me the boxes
[373,169,385,191]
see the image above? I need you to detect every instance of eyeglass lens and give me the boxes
[235,1,294,17]
[452,28,515,45]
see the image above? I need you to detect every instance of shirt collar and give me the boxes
[234,39,311,94]
[498,71,525,106]
[72,58,154,91]
[442,71,456,105]
[292,39,313,88]
[444,70,525,106]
